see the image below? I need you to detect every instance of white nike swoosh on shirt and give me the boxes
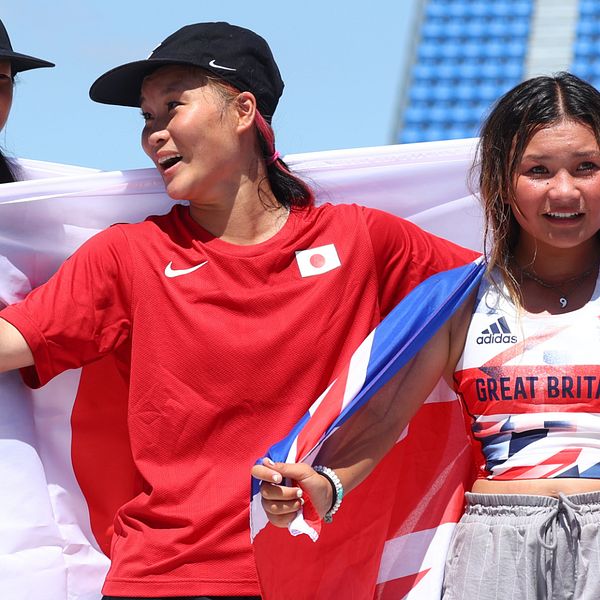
[164,261,208,278]
[208,59,237,72]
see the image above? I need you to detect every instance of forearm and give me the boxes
[315,317,457,497]
[316,359,432,495]
[0,317,34,372]
[318,423,404,496]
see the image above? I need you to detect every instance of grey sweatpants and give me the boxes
[442,492,600,600]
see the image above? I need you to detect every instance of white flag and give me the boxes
[0,138,481,600]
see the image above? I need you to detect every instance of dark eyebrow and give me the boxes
[523,151,600,161]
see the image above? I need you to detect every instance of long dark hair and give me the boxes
[0,69,16,184]
[0,150,15,183]
[201,69,314,209]
[252,109,314,209]
[474,72,600,301]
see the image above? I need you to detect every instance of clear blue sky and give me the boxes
[1,1,417,171]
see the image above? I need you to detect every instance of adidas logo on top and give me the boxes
[476,316,517,345]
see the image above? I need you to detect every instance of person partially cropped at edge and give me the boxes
[0,22,474,599]
[0,18,53,183]
[0,18,53,313]
[255,72,600,599]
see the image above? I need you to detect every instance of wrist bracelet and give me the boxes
[313,465,344,523]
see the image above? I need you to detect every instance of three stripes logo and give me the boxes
[476,316,518,345]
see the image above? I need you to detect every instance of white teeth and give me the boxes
[546,212,581,219]
[157,154,182,165]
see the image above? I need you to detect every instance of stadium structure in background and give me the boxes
[395,0,590,143]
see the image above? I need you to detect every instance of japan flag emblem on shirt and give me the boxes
[295,244,341,277]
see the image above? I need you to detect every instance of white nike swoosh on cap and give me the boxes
[164,260,208,278]
[208,59,237,72]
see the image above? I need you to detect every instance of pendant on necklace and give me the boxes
[559,297,568,308]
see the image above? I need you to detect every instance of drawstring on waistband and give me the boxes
[537,493,581,551]
[537,493,582,597]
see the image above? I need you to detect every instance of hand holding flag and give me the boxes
[252,459,332,528]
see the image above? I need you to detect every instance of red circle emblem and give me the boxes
[310,253,326,268]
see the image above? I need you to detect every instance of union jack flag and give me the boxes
[251,258,485,599]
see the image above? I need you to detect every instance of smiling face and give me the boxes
[0,60,13,131]
[140,65,245,204]
[511,120,600,261]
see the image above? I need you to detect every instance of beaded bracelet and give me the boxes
[313,465,344,523]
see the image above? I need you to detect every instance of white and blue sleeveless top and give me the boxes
[454,272,600,480]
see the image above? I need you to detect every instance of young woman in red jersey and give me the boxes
[0,22,473,600]
[255,72,600,599]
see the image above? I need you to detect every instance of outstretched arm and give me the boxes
[0,317,33,372]
[252,293,474,526]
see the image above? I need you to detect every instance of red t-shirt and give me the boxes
[0,202,476,596]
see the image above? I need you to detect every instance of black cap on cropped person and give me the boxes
[89,22,284,122]
[0,18,54,73]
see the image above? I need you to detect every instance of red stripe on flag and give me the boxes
[71,354,141,556]
[384,399,474,537]
[295,362,352,458]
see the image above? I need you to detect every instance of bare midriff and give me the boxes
[472,478,600,497]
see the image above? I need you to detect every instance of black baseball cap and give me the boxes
[0,18,54,73]
[89,22,284,121]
